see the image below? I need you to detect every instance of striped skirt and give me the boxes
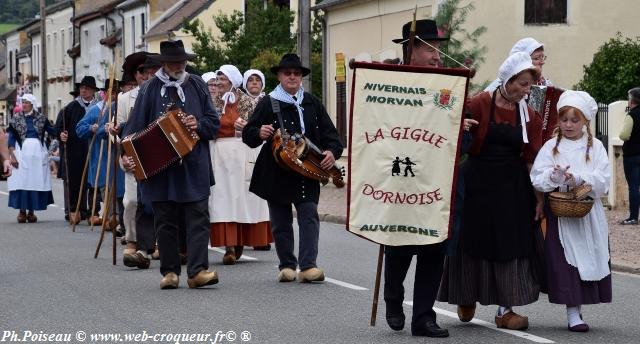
[437,253,541,306]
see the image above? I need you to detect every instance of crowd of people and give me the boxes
[1,17,632,339]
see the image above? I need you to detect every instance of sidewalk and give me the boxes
[317,184,640,274]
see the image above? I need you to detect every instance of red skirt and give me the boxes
[210,221,273,247]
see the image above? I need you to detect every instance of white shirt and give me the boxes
[530,134,611,281]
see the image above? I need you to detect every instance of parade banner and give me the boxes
[347,62,470,246]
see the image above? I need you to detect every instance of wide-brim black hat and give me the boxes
[122,52,149,76]
[392,19,449,43]
[270,53,311,76]
[100,79,120,91]
[138,54,162,71]
[155,40,196,62]
[75,75,98,90]
[69,87,79,97]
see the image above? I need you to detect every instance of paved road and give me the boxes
[1,179,639,344]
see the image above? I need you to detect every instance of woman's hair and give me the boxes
[629,87,640,105]
[552,106,593,162]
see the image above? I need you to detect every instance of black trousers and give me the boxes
[135,202,156,253]
[67,180,88,215]
[152,199,210,279]
[384,243,445,327]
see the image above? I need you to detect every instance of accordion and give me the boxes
[122,108,200,181]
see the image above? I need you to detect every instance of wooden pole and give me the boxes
[370,244,384,326]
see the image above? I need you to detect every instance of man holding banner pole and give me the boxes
[381,19,476,338]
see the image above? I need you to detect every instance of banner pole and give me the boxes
[370,244,384,326]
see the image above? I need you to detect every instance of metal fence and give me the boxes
[595,103,609,150]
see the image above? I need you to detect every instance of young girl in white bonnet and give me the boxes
[530,90,612,332]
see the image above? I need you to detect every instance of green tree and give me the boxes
[435,0,487,92]
[576,33,640,104]
[182,0,294,84]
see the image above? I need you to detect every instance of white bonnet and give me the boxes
[242,69,265,92]
[21,93,39,107]
[498,52,536,84]
[557,90,598,121]
[509,37,544,56]
[201,72,217,83]
[217,65,243,88]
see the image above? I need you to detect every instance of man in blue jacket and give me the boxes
[121,40,220,289]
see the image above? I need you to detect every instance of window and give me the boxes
[61,30,65,65]
[525,0,567,24]
[141,13,145,36]
[131,16,136,52]
[273,0,289,8]
[9,51,13,84]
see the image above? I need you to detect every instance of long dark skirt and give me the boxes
[544,208,612,306]
[437,252,540,306]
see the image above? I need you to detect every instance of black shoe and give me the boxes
[115,227,126,237]
[620,218,638,225]
[412,321,449,338]
[385,309,405,331]
[120,237,127,245]
[253,244,271,251]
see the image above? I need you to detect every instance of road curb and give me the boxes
[612,263,640,275]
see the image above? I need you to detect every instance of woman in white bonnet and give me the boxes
[202,71,218,100]
[6,94,56,222]
[485,37,551,92]
[438,52,544,330]
[208,65,272,265]
[243,69,266,104]
[530,90,611,332]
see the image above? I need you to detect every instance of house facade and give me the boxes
[312,0,436,125]
[31,1,75,120]
[72,0,125,86]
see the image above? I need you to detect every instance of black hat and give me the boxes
[69,87,79,97]
[270,53,311,76]
[392,19,449,43]
[100,79,120,91]
[75,75,98,90]
[155,40,196,62]
[122,52,149,76]
[137,54,162,71]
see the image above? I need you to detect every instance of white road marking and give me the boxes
[0,191,7,195]
[208,246,258,261]
[324,277,368,290]
[404,302,555,343]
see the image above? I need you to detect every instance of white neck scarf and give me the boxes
[156,68,188,103]
[220,88,237,115]
[500,85,530,143]
[76,96,97,112]
[269,84,305,133]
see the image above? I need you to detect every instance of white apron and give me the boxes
[208,137,269,223]
[7,138,51,192]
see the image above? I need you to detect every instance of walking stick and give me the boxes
[94,174,116,260]
[71,95,112,232]
[94,64,118,264]
[89,139,105,231]
[61,106,73,228]
[370,244,385,326]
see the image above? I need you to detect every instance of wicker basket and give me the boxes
[548,189,594,218]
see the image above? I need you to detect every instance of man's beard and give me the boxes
[167,69,186,80]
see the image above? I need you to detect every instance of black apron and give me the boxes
[460,90,536,261]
